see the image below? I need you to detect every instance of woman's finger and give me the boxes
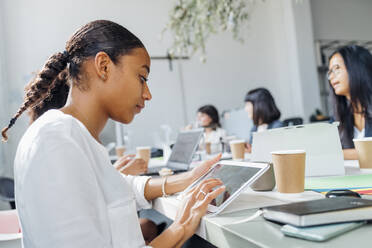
[123,154,135,159]
[193,178,221,195]
[196,179,223,200]
[202,186,226,207]
[183,178,219,203]
[202,154,221,169]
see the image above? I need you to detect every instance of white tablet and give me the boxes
[182,160,270,215]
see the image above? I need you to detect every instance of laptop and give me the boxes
[251,122,345,177]
[146,129,203,175]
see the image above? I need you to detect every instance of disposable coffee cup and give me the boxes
[205,142,212,155]
[230,140,245,160]
[115,146,126,157]
[353,137,372,168]
[136,146,151,164]
[271,150,305,193]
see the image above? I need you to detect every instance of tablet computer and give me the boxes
[182,160,270,215]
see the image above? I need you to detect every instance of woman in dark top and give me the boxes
[244,88,283,152]
[328,45,372,160]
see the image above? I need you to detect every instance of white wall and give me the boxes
[310,0,372,115]
[0,4,10,176]
[288,0,321,120]
[0,0,320,176]
[311,0,372,41]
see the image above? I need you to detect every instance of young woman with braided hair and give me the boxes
[24,76,160,245]
[2,20,225,248]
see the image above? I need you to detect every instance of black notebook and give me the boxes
[262,197,372,227]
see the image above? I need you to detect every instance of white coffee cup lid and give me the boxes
[136,146,151,150]
[353,137,372,142]
[271,149,305,155]
[229,139,245,144]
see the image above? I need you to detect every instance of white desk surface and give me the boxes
[153,160,372,248]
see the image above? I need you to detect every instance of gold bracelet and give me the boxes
[162,176,170,197]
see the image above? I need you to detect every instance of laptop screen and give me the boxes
[251,122,344,177]
[168,129,203,165]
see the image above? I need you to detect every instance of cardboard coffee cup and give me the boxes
[115,146,126,157]
[230,140,245,160]
[205,142,212,155]
[271,150,305,193]
[136,146,151,164]
[353,137,372,168]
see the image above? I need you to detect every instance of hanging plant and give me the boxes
[163,0,263,62]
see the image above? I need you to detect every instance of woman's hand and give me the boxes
[121,158,148,175]
[114,154,148,175]
[343,148,358,160]
[114,154,135,170]
[174,178,225,246]
[186,154,221,185]
[184,124,193,131]
[143,154,222,202]
[245,142,252,153]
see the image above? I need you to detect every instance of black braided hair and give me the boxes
[2,20,144,141]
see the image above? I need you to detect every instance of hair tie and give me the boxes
[9,117,16,128]
[62,50,70,61]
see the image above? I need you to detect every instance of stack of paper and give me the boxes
[305,174,372,195]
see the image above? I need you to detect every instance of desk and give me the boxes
[153,160,372,248]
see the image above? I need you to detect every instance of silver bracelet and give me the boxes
[162,176,170,197]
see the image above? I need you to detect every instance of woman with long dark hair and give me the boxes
[2,20,225,247]
[244,88,283,152]
[328,45,372,160]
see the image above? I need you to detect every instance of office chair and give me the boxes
[0,210,22,248]
[282,117,303,127]
[0,177,15,209]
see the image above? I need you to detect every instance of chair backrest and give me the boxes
[221,108,253,140]
[0,178,15,201]
[282,117,303,127]
[0,210,21,234]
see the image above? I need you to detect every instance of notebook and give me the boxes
[281,221,366,242]
[262,197,372,227]
[146,129,203,175]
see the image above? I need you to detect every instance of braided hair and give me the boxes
[2,20,144,141]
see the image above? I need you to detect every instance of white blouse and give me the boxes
[14,110,152,248]
[202,128,227,154]
[354,126,365,139]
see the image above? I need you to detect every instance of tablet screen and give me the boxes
[203,163,261,207]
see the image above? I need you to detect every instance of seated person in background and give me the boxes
[187,105,226,154]
[244,88,283,152]
[328,45,372,160]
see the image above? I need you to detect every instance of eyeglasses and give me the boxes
[327,65,342,80]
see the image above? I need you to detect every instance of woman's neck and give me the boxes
[61,89,108,142]
[354,111,365,132]
[204,127,213,133]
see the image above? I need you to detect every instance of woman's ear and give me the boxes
[94,52,111,81]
